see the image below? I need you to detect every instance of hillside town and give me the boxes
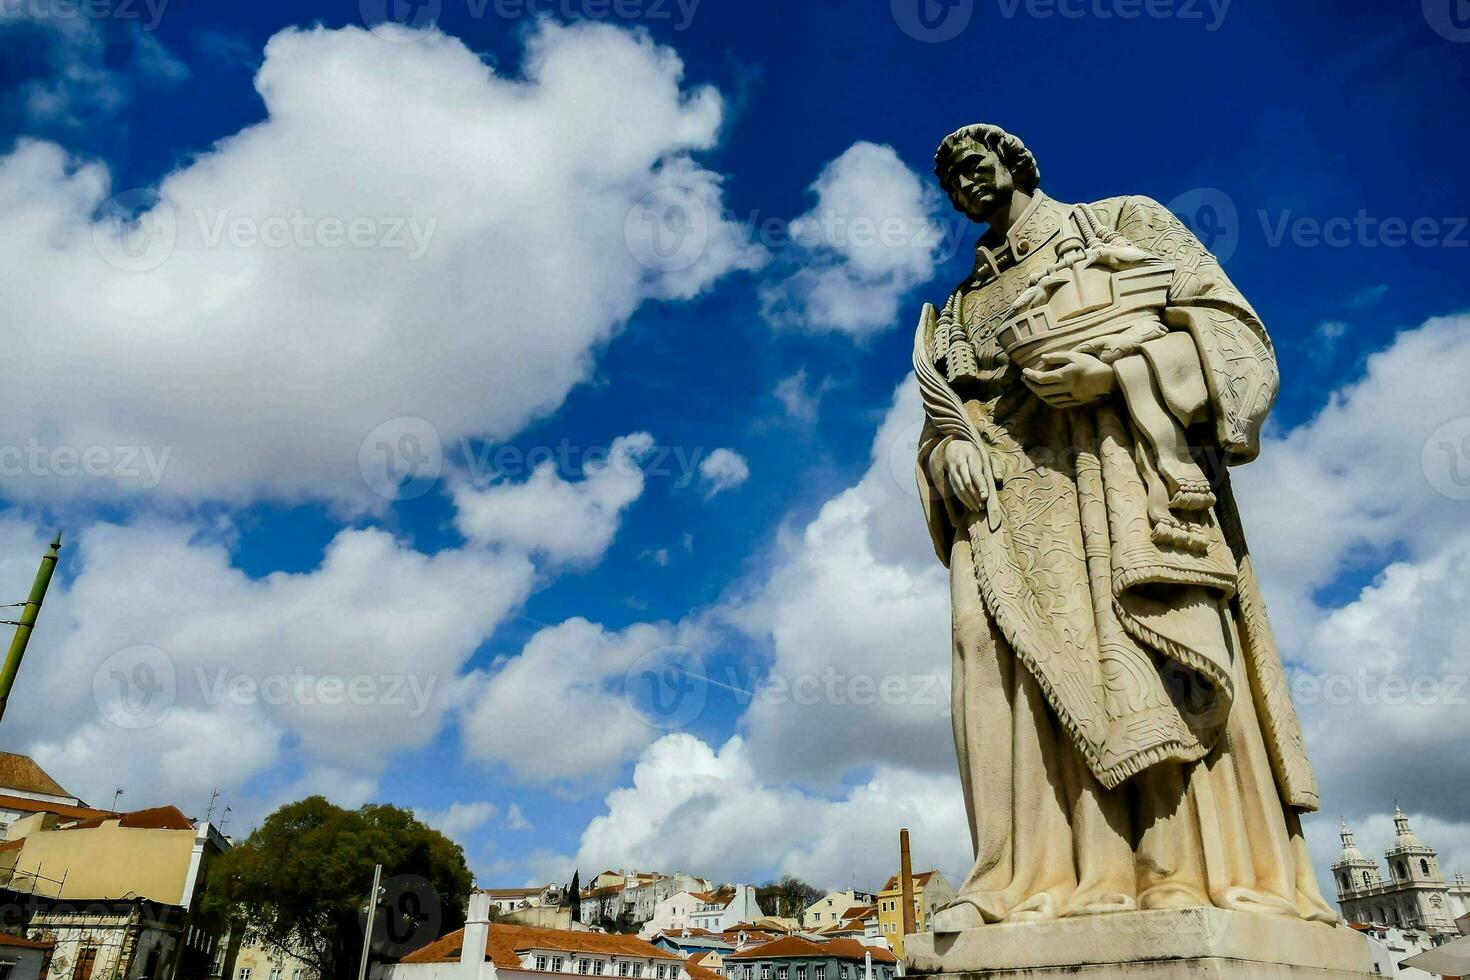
[2,750,1469,980]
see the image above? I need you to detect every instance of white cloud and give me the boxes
[1232,313,1470,651]
[453,432,655,566]
[419,800,499,841]
[5,515,533,815]
[459,617,702,786]
[504,803,533,831]
[0,19,759,509]
[724,381,952,784]
[773,368,834,423]
[760,142,948,338]
[697,448,749,498]
[559,734,968,891]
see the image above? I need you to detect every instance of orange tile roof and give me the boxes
[65,805,194,832]
[0,793,115,823]
[685,952,722,980]
[403,924,681,966]
[689,888,734,905]
[0,753,72,798]
[878,870,936,892]
[728,937,894,964]
[0,932,54,950]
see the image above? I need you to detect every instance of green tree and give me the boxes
[203,796,473,980]
[756,875,823,919]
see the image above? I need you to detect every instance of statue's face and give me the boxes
[942,141,1014,222]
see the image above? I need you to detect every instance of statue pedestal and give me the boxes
[904,908,1376,979]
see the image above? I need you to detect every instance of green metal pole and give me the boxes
[0,531,63,725]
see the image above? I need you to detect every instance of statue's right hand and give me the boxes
[941,440,995,513]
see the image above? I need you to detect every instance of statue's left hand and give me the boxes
[1022,351,1116,409]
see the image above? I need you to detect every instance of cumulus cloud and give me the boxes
[552,734,968,891]
[5,515,533,815]
[1232,313,1470,651]
[453,432,655,566]
[773,368,834,423]
[697,448,749,498]
[459,617,705,786]
[0,19,758,509]
[418,800,499,841]
[760,142,949,338]
[724,382,952,784]
[504,803,533,831]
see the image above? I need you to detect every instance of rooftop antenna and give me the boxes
[205,789,221,824]
[111,788,125,811]
[219,805,233,835]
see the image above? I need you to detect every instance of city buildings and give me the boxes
[1333,807,1470,939]
[386,897,691,980]
[724,937,896,980]
[797,895,873,934]
[874,871,954,958]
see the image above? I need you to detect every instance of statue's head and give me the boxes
[934,124,1040,223]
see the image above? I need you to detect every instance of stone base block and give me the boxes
[903,907,1376,979]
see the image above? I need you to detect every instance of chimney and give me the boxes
[463,892,492,980]
[864,950,872,980]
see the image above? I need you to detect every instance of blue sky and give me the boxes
[1,0,1469,897]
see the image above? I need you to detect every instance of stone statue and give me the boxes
[908,125,1374,977]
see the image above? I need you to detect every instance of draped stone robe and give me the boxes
[915,190,1337,924]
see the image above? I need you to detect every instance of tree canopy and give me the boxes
[756,875,824,919]
[204,796,473,980]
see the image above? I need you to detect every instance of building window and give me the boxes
[796,967,807,980]
[537,958,549,972]
[580,962,591,975]
[1421,859,1431,877]
[761,967,772,980]
[553,959,564,973]
[1362,872,1371,887]
[619,962,630,977]
[632,965,643,979]
[777,968,788,980]
[594,962,605,976]
[72,948,99,980]
[815,968,826,980]
[239,970,252,980]
[271,969,282,980]
[293,972,303,980]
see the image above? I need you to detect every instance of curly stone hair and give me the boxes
[933,123,1041,195]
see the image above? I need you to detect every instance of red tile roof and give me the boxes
[0,793,115,823]
[65,805,194,832]
[403,924,681,966]
[0,932,54,950]
[727,937,894,964]
[685,952,722,980]
[878,871,936,892]
[0,754,72,798]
